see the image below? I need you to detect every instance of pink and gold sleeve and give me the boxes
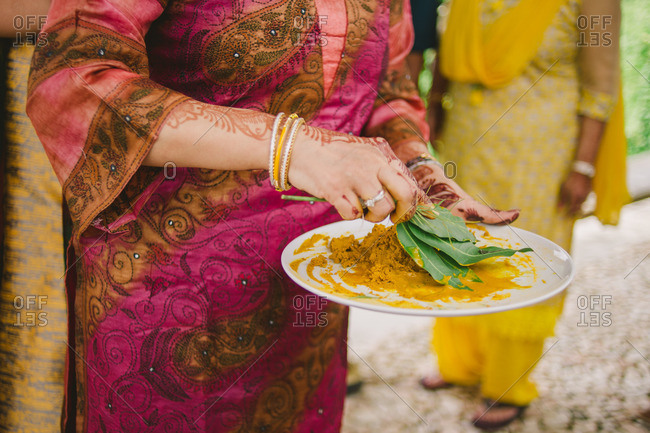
[27,0,190,236]
[363,0,430,156]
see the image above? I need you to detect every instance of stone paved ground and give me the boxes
[342,198,650,433]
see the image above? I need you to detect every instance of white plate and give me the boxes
[281,219,574,317]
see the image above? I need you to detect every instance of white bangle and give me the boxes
[571,160,595,178]
[279,117,305,191]
[269,112,286,189]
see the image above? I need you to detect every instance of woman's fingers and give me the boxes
[377,165,419,223]
[452,205,520,225]
[359,188,395,223]
[328,191,364,220]
[558,172,592,216]
[413,162,521,225]
[441,186,520,225]
[287,126,422,222]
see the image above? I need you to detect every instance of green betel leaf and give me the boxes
[408,223,532,266]
[466,268,483,283]
[434,250,474,290]
[446,277,468,290]
[395,223,425,268]
[395,223,426,268]
[411,204,476,243]
[396,224,473,290]
[395,203,533,290]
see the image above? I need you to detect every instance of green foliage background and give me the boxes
[621,0,650,155]
[418,0,650,156]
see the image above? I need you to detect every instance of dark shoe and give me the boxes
[346,380,363,396]
[472,399,527,431]
[636,407,650,428]
[419,374,453,391]
[346,362,364,396]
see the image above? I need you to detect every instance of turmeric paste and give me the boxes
[291,224,535,309]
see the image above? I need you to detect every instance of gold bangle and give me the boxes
[273,113,298,189]
[279,117,305,191]
[268,112,286,189]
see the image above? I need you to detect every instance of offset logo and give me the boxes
[292,294,328,327]
[13,295,48,327]
[577,294,612,327]
[576,15,613,47]
[12,15,48,47]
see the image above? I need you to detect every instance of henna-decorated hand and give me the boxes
[288,126,428,224]
[412,162,520,225]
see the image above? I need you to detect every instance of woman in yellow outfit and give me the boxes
[421,0,628,429]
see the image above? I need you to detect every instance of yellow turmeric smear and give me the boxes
[294,233,329,254]
[292,224,534,309]
[306,254,328,280]
[297,253,363,299]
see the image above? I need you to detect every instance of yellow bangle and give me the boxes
[279,117,305,191]
[272,113,298,189]
[268,112,286,189]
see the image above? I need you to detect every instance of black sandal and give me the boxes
[635,407,650,426]
[419,375,453,391]
[472,399,527,431]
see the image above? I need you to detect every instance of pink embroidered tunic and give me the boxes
[27,0,427,431]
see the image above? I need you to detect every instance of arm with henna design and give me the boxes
[351,0,517,225]
[147,100,424,224]
[144,101,275,172]
[410,163,520,225]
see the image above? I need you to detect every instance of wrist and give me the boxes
[406,154,443,172]
[392,140,430,164]
[570,160,595,179]
[269,113,304,191]
[407,154,445,185]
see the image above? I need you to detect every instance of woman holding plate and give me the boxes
[27,0,516,431]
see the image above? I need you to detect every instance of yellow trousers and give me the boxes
[432,316,547,407]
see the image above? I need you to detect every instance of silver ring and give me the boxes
[362,190,385,209]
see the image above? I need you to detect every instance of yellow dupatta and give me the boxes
[439,0,629,224]
[439,0,565,87]
[593,87,629,225]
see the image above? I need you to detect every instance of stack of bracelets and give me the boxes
[268,112,306,191]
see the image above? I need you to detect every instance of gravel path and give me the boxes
[342,198,650,433]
